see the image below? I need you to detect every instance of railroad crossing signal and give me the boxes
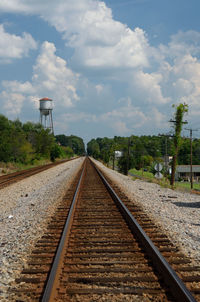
[154,163,163,179]
[154,163,163,172]
[155,172,163,179]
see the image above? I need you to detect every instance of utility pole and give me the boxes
[126,138,130,176]
[185,128,198,189]
[159,133,171,173]
[126,137,134,176]
[112,151,115,170]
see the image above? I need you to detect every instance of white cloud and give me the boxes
[111,121,129,135]
[169,54,200,108]
[1,2,200,138]
[0,0,150,69]
[0,90,25,115]
[95,84,103,94]
[100,98,148,133]
[32,41,79,107]
[0,41,79,116]
[0,24,37,63]
[131,71,170,104]
[2,80,35,94]
[160,30,200,58]
[149,107,167,128]
[0,0,51,13]
[173,79,194,96]
[61,112,97,123]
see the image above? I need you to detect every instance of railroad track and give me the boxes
[0,157,78,189]
[11,158,200,301]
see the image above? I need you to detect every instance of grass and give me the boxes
[129,167,200,192]
[0,158,51,175]
[175,181,200,191]
[129,168,155,179]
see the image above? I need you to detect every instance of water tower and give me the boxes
[39,97,54,134]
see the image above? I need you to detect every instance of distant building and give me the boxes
[175,165,200,182]
[115,151,123,158]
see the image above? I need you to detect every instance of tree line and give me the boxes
[55,134,85,156]
[0,114,85,165]
[87,134,200,171]
[87,104,199,182]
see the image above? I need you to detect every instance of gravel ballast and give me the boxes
[1,157,200,301]
[0,157,84,301]
[93,159,200,266]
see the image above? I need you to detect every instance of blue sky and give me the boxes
[0,0,200,143]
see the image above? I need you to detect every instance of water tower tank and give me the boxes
[39,97,53,115]
[39,97,54,134]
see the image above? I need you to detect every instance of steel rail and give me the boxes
[91,159,196,302]
[0,157,79,188]
[41,160,86,302]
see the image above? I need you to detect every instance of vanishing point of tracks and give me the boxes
[12,158,200,301]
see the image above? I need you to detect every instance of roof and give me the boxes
[176,165,200,173]
[39,97,52,101]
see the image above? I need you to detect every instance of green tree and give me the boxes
[87,139,100,159]
[0,115,13,162]
[64,146,74,158]
[170,103,188,187]
[55,134,85,155]
[35,128,55,158]
[0,114,76,165]
[50,144,64,162]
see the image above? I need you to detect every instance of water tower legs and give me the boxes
[39,110,54,135]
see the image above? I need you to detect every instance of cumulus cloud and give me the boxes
[165,54,200,109]
[61,112,97,123]
[0,41,79,116]
[1,1,200,137]
[86,98,168,135]
[151,30,200,111]
[160,30,200,58]
[0,91,25,115]
[0,0,150,69]
[0,24,37,63]
[132,71,170,104]
[32,41,79,107]
[99,97,148,134]
[95,84,103,94]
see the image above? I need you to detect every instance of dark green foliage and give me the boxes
[50,144,64,162]
[55,134,85,155]
[64,146,74,158]
[87,139,100,159]
[87,127,200,175]
[170,103,188,186]
[0,114,75,165]
[87,135,167,174]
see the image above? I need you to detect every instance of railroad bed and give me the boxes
[10,158,200,301]
[0,157,78,190]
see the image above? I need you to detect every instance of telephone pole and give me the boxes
[126,138,130,176]
[159,133,173,173]
[126,137,134,176]
[185,128,198,189]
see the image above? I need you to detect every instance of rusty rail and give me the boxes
[41,160,86,302]
[92,159,196,302]
[12,158,198,301]
[0,157,79,189]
